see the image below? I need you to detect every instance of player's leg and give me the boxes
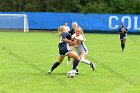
[48,55,65,74]
[80,52,96,71]
[67,46,74,65]
[123,38,126,49]
[120,39,124,52]
[67,57,70,65]
[80,52,90,65]
[67,51,80,71]
[121,37,126,52]
[72,59,79,74]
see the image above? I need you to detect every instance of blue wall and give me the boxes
[0,12,140,32]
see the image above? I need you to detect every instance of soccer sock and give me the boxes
[121,44,124,50]
[76,66,79,72]
[124,43,125,49]
[76,66,78,70]
[121,40,124,50]
[80,60,90,65]
[51,62,60,72]
[73,59,80,70]
[121,44,123,49]
[68,57,70,61]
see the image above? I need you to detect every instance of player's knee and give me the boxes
[76,56,80,60]
[57,61,62,64]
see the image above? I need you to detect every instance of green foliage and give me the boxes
[0,0,140,13]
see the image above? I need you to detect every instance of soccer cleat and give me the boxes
[48,70,52,74]
[90,63,96,71]
[122,49,124,53]
[71,69,79,74]
[75,69,79,74]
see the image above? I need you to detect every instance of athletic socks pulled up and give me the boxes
[50,62,60,72]
[73,59,80,70]
[80,60,91,65]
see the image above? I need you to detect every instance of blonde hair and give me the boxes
[76,26,86,41]
[72,22,78,26]
[58,26,67,36]
[58,26,63,36]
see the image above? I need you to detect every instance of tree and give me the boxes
[0,0,139,14]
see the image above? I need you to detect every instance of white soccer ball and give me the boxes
[67,71,75,78]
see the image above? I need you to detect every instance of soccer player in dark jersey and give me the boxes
[69,22,78,35]
[48,26,80,74]
[118,22,128,52]
[67,22,78,65]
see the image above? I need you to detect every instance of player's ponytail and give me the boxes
[58,26,62,37]
[81,30,86,41]
[78,26,86,41]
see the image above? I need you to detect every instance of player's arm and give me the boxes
[74,37,83,42]
[63,38,76,45]
[125,28,128,33]
[72,34,83,42]
[60,33,75,45]
[118,31,124,34]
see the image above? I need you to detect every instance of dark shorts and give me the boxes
[120,34,127,40]
[59,43,70,55]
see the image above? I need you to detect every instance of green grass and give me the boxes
[0,31,139,93]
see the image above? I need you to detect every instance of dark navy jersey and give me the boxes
[58,32,71,55]
[59,32,71,43]
[118,27,128,36]
[69,29,75,35]
[118,27,128,40]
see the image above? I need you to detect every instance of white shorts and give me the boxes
[76,47,88,56]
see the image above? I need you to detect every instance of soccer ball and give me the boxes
[67,71,75,78]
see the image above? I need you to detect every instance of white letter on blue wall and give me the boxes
[121,16,131,29]
[109,16,118,29]
[134,16,140,30]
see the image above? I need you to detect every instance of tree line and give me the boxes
[0,0,140,14]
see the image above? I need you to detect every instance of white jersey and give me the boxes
[72,34,88,55]
[65,26,70,32]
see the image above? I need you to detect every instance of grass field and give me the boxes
[0,31,139,93]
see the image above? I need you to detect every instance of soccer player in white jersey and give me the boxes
[72,26,96,73]
[64,22,70,32]
[67,22,79,65]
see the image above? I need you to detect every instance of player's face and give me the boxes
[61,26,68,32]
[75,30,80,36]
[72,23,77,29]
[122,23,124,27]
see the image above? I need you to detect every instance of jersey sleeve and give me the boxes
[61,32,67,39]
[67,26,70,32]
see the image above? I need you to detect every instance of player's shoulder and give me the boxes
[61,32,68,36]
